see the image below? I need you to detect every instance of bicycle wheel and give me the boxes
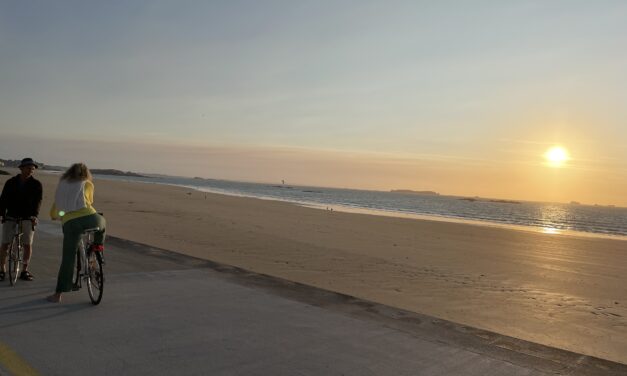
[7,238,22,286]
[86,251,104,305]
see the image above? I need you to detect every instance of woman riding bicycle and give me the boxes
[47,163,106,303]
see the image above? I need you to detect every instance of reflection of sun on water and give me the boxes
[542,227,561,235]
[540,205,569,235]
[544,146,570,167]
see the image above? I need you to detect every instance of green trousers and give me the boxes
[56,213,106,293]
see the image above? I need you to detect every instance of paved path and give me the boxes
[0,221,625,375]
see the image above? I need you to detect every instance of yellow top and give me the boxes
[50,180,97,224]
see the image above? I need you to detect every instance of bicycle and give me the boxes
[4,216,35,286]
[72,227,105,305]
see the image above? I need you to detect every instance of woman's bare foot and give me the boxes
[46,293,62,303]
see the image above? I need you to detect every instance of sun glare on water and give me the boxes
[544,146,570,167]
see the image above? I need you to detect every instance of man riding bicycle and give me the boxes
[0,158,43,281]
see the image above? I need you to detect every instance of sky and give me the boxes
[1,1,626,206]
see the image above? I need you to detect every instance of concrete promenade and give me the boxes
[0,221,625,375]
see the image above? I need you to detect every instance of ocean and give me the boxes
[94,173,627,239]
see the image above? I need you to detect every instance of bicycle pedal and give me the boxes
[72,283,81,291]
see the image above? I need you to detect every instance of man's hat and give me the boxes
[18,158,38,169]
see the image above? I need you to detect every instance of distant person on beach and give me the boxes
[47,163,106,303]
[0,158,43,282]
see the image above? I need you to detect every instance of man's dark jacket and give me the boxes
[0,175,43,218]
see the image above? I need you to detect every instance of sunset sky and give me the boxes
[1,1,626,206]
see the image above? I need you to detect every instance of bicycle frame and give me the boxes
[4,217,32,286]
[75,230,96,287]
[10,220,23,244]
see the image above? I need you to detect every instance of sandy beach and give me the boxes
[6,170,627,364]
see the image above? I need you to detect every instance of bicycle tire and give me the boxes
[8,238,21,286]
[86,251,104,305]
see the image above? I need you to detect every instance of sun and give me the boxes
[544,146,570,167]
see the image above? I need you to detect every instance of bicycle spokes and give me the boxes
[8,242,23,286]
[86,251,104,305]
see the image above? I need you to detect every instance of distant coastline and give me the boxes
[91,169,147,178]
[459,197,521,204]
[391,189,439,196]
[44,167,147,178]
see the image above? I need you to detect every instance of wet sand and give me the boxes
[7,170,627,364]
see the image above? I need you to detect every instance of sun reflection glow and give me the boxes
[542,227,561,235]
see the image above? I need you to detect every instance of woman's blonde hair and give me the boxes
[61,163,92,182]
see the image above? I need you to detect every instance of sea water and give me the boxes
[95,174,627,239]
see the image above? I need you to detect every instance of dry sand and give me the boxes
[7,170,627,364]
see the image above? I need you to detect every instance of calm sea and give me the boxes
[95,174,627,239]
